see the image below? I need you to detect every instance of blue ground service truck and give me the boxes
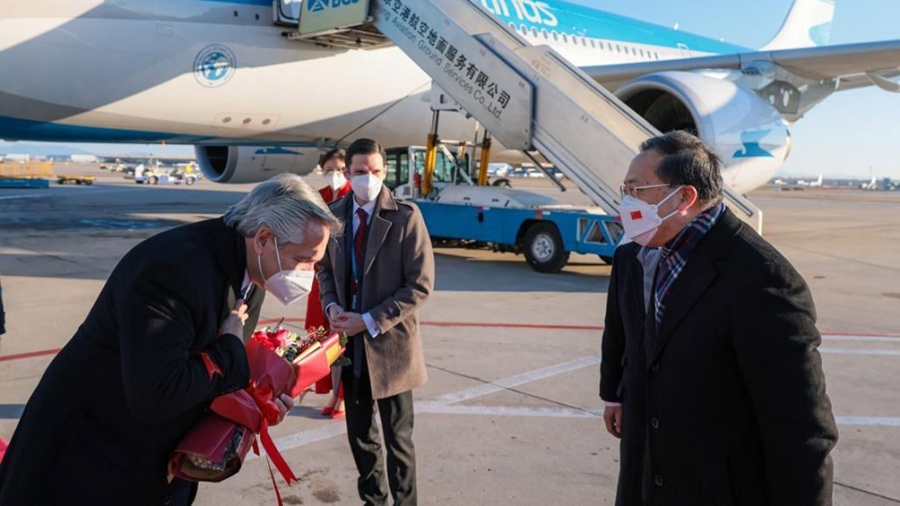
[383,145,622,273]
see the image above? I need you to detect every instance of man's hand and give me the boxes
[273,392,296,426]
[603,405,623,438]
[330,311,367,336]
[220,300,248,338]
[327,304,345,325]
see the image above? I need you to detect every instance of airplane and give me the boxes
[0,0,898,195]
[797,174,824,187]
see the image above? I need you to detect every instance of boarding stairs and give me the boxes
[281,0,762,231]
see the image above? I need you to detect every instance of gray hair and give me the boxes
[640,130,723,206]
[223,173,343,243]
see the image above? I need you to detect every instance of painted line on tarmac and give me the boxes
[259,317,605,332]
[263,409,900,456]
[247,423,347,462]
[820,348,900,356]
[823,335,900,343]
[3,330,899,365]
[432,355,601,405]
[418,402,597,419]
[0,348,61,362]
[836,416,900,426]
[0,188,140,201]
[0,193,52,201]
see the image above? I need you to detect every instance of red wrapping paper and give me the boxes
[169,331,343,486]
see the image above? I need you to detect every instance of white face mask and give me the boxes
[351,174,383,202]
[618,186,683,246]
[258,237,314,305]
[325,171,346,191]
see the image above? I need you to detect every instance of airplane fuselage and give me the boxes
[0,0,830,192]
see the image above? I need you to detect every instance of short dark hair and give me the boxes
[639,131,723,205]
[346,138,387,166]
[319,148,345,167]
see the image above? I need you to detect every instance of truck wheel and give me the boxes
[149,176,158,185]
[185,177,195,185]
[523,222,569,273]
[492,178,512,188]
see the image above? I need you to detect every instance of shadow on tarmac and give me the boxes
[433,252,610,293]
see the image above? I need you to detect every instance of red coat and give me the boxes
[308,181,351,394]
[307,180,352,331]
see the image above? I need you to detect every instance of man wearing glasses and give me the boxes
[599,131,838,505]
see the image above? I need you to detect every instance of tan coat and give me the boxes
[317,187,434,399]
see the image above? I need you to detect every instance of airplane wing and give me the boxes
[581,39,900,92]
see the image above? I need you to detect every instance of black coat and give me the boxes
[600,209,838,505]
[0,218,264,505]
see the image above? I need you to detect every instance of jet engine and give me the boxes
[615,71,791,193]
[195,145,321,184]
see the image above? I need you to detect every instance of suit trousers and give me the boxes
[341,339,417,506]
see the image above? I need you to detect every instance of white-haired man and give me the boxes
[0,173,342,505]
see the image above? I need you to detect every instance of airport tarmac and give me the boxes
[0,167,898,504]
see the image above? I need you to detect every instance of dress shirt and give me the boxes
[325,197,381,338]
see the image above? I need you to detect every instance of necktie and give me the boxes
[355,207,368,277]
[351,208,368,310]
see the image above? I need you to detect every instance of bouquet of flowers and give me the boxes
[168,325,345,484]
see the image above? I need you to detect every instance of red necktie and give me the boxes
[351,208,368,306]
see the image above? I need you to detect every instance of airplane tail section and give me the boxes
[761,0,835,50]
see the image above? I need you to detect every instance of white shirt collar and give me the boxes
[352,197,377,220]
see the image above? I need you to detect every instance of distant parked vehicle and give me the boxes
[509,167,544,178]
[56,175,95,185]
[134,165,198,185]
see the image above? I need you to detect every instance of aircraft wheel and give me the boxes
[523,222,568,273]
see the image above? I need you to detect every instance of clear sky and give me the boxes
[3,0,898,179]
[568,0,900,179]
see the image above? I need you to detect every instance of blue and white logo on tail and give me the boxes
[733,130,775,158]
[762,0,835,50]
[193,44,237,88]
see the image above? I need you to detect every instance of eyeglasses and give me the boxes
[619,183,671,199]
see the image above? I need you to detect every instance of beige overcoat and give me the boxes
[317,186,434,399]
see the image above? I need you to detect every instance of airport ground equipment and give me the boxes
[134,170,198,185]
[384,145,619,273]
[288,0,763,234]
[0,161,53,189]
[56,175,95,185]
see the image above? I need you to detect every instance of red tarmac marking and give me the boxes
[261,317,604,332]
[2,325,900,364]
[0,348,62,363]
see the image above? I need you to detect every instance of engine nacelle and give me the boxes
[195,145,321,184]
[615,72,790,193]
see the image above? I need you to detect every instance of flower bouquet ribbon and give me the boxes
[168,326,344,486]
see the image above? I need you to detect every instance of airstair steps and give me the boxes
[293,0,763,232]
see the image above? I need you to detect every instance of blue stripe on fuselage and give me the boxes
[0,115,323,146]
[195,0,271,5]
[0,116,179,143]
[193,0,750,54]
[474,0,749,54]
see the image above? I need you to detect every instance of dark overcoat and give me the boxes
[600,209,838,505]
[0,218,263,505]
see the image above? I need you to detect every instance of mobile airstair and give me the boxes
[281,0,762,232]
